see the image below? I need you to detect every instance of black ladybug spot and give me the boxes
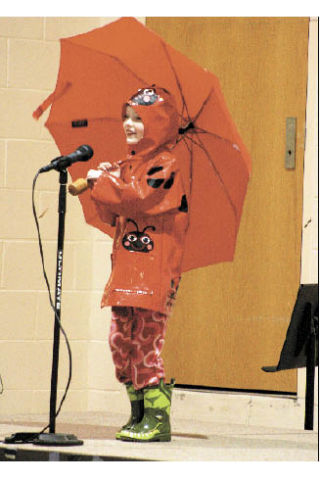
[147,178,165,188]
[163,172,175,189]
[179,194,188,212]
[147,166,163,175]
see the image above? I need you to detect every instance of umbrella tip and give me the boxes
[32,107,42,120]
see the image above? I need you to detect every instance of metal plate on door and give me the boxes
[285,117,297,170]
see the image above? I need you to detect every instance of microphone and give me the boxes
[39,145,94,173]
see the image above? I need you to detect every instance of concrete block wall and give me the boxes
[0,17,130,415]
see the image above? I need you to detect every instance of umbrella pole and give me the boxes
[34,168,83,446]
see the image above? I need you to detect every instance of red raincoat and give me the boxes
[91,88,189,315]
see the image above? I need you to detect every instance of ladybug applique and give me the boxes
[122,219,156,253]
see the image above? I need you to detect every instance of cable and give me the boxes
[31,170,73,436]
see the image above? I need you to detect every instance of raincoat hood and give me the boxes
[123,86,180,158]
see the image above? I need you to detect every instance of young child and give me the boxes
[88,87,189,442]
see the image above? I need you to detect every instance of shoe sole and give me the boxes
[117,434,171,442]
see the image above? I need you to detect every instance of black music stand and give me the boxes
[262,284,319,430]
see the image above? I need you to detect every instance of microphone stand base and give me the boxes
[33,433,84,446]
[4,431,83,446]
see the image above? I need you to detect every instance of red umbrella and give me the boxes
[33,17,251,272]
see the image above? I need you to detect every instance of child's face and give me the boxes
[123,105,144,145]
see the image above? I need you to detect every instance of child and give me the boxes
[88,87,188,442]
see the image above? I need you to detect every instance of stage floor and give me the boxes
[0,411,318,461]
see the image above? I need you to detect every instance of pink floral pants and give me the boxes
[109,306,168,390]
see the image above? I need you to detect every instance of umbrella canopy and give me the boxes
[33,17,251,273]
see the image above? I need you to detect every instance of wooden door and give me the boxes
[146,17,309,392]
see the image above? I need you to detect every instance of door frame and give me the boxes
[298,17,318,398]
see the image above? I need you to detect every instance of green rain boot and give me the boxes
[120,378,175,442]
[115,383,144,440]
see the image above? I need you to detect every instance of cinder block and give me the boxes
[0,89,47,140]
[9,39,60,90]
[31,389,50,414]
[0,389,35,415]
[35,290,91,340]
[37,191,60,241]
[32,388,88,414]
[89,291,110,341]
[87,390,126,414]
[0,17,44,40]
[0,39,7,87]
[0,241,3,270]
[0,340,52,390]
[301,248,318,284]
[93,227,113,243]
[6,140,60,190]
[98,17,145,27]
[98,17,126,27]
[0,339,88,392]
[0,291,37,340]
[0,140,5,188]
[73,242,94,291]
[171,390,250,424]
[57,340,89,390]
[248,394,305,430]
[64,194,93,242]
[1,240,75,291]
[92,241,112,291]
[40,111,54,141]
[0,189,40,239]
[44,17,104,41]
[311,199,318,251]
[88,341,119,390]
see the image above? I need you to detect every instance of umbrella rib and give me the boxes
[190,87,242,151]
[191,87,213,125]
[185,132,239,224]
[67,39,149,86]
[160,41,191,125]
[194,127,239,148]
[182,136,192,155]
[184,136,194,198]
[107,53,149,85]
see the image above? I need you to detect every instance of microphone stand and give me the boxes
[32,167,83,446]
[5,154,92,447]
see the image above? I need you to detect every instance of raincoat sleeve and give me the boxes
[91,154,186,218]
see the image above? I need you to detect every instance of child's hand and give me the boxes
[98,162,121,178]
[87,169,102,180]
[86,168,102,188]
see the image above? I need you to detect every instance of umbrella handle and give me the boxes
[68,178,88,196]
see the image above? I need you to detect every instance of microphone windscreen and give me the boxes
[77,145,94,162]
